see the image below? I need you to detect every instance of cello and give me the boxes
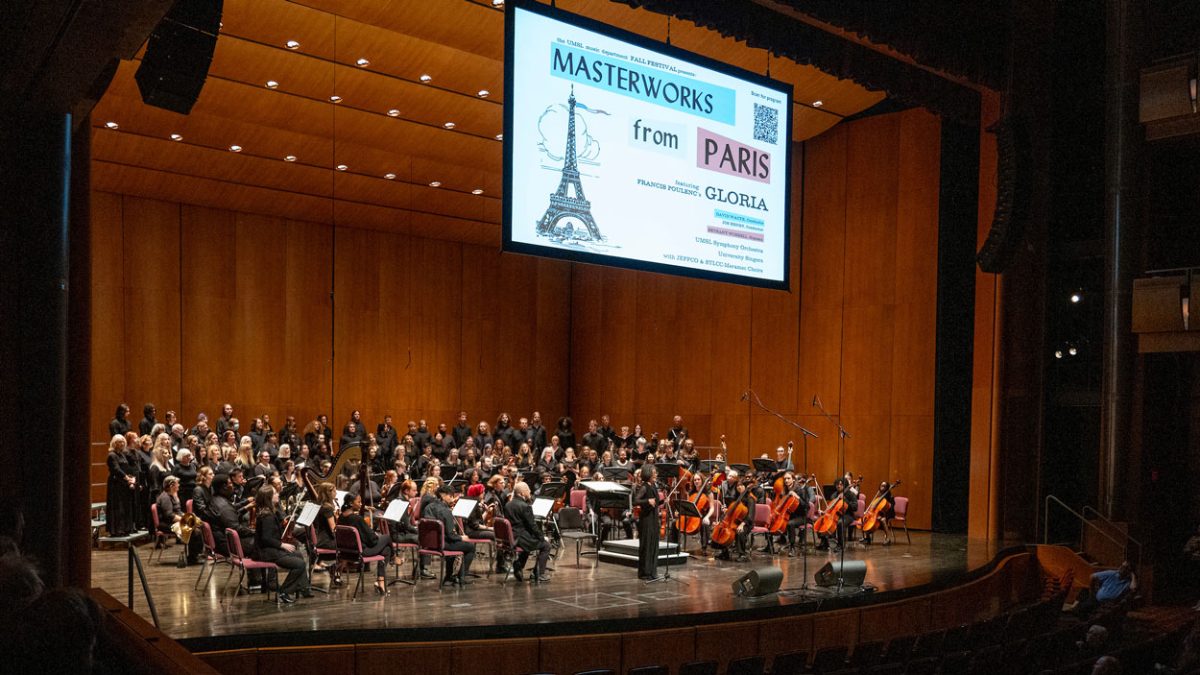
[812,475,862,536]
[766,473,813,534]
[710,476,756,547]
[676,472,712,535]
[860,479,901,534]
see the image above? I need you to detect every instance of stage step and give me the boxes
[598,538,689,567]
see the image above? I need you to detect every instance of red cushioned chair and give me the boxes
[193,520,229,591]
[749,502,774,553]
[891,496,912,544]
[456,515,495,578]
[335,524,387,599]
[376,518,417,586]
[223,528,279,604]
[417,518,463,592]
[493,518,525,585]
[149,503,168,562]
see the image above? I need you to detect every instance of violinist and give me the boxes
[633,465,660,580]
[862,481,895,545]
[254,485,311,603]
[338,493,390,595]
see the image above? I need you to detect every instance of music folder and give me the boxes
[380,499,409,522]
[452,498,477,519]
[297,502,321,527]
[335,490,348,507]
[532,497,555,519]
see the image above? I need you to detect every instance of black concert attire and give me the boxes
[494,424,516,451]
[376,424,398,463]
[338,433,359,452]
[210,494,252,557]
[464,501,494,541]
[528,424,548,454]
[582,431,607,453]
[504,497,550,578]
[862,487,895,544]
[105,450,136,536]
[411,426,432,450]
[782,485,811,550]
[423,499,475,582]
[634,482,659,579]
[667,425,688,449]
[315,504,338,550]
[257,509,310,595]
[138,411,157,437]
[390,502,420,546]
[173,463,197,507]
[446,423,467,448]
[253,462,277,480]
[818,487,858,550]
[597,424,616,448]
[555,428,577,457]
[716,484,753,559]
[155,491,182,536]
[279,426,301,453]
[338,510,388,578]
[109,416,131,438]
[216,415,236,438]
[133,447,152,530]
[342,421,366,445]
[147,463,169,514]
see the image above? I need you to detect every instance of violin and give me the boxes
[766,473,813,534]
[711,436,729,489]
[710,479,756,547]
[860,480,902,534]
[812,475,863,536]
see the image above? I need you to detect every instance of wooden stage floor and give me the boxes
[91,532,1010,650]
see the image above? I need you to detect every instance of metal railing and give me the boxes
[1044,495,1142,569]
[1081,504,1144,568]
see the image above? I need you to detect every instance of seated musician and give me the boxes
[715,470,752,562]
[779,472,810,556]
[156,475,184,539]
[463,486,495,543]
[338,493,391,595]
[209,474,254,560]
[862,480,895,545]
[678,439,700,470]
[311,483,342,583]
[816,477,856,553]
[254,485,311,602]
[418,476,442,515]
[682,471,717,553]
[423,485,476,586]
[536,447,558,475]
[503,482,551,583]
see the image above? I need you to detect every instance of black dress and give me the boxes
[634,483,659,579]
[106,451,136,536]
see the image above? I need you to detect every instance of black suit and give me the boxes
[504,497,549,577]
[423,500,474,581]
[210,495,252,557]
[256,511,309,594]
[338,512,388,577]
[634,483,659,579]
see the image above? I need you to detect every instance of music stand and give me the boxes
[601,466,632,481]
[537,481,567,501]
[752,458,779,474]
[728,463,751,475]
[699,460,726,475]
[653,462,681,480]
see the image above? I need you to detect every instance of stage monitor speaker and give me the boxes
[814,560,868,587]
[732,566,783,597]
[135,0,224,114]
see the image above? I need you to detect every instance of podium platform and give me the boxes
[597,538,689,567]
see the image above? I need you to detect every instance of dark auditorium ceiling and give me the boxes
[89,0,890,247]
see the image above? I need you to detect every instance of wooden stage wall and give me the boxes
[89,108,943,529]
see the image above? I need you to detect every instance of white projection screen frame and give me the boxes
[503,0,793,290]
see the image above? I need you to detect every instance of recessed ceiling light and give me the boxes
[285,40,300,50]
[266,80,279,89]
[443,121,456,129]
[105,121,119,129]
[471,188,484,195]
[419,74,432,83]
[356,58,370,67]
[495,133,503,141]
[477,89,490,98]
[284,155,297,162]
[387,109,401,117]
[229,145,243,152]
[384,173,397,180]
[170,133,183,141]
[336,164,348,171]
[429,181,442,187]
[329,95,343,103]
[812,100,824,108]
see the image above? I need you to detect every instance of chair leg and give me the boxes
[194,557,207,590]
[903,521,911,545]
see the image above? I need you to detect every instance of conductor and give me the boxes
[634,464,660,580]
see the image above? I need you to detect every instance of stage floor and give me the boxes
[90,532,1010,650]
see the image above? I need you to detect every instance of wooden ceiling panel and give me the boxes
[95,0,892,248]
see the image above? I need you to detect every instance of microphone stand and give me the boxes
[744,390,819,593]
[812,394,854,592]
[646,478,686,585]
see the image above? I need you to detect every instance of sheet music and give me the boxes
[532,497,555,518]
[335,490,348,508]
[452,498,477,519]
[380,499,409,522]
[296,502,320,527]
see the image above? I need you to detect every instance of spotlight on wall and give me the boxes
[1054,348,1063,359]
[1070,290,1082,304]
[1068,344,1078,356]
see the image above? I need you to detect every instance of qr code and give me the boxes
[753,103,778,144]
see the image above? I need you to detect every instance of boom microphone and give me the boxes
[812,394,821,408]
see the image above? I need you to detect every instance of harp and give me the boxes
[301,443,363,498]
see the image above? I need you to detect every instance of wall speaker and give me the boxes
[731,566,783,597]
[814,560,868,587]
[976,114,1032,274]
[135,0,224,114]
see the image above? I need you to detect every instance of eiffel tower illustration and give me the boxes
[537,86,603,240]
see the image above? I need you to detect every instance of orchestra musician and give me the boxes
[504,482,551,583]
[634,465,660,580]
[863,480,895,545]
[715,469,753,562]
[338,493,390,595]
[254,485,311,602]
[816,476,858,553]
[423,485,476,587]
[779,472,810,556]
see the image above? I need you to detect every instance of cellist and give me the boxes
[714,470,754,562]
[816,476,858,553]
[862,480,895,545]
[777,472,811,557]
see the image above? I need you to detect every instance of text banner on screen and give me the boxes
[503,0,793,290]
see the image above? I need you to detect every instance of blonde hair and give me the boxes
[420,477,441,497]
[109,434,126,451]
[316,482,336,510]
